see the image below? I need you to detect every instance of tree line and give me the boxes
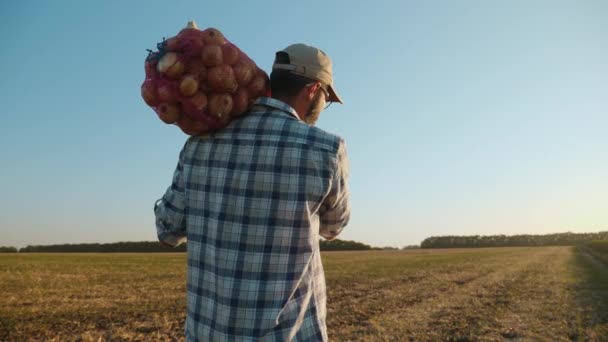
[17,241,187,253]
[4,232,606,253]
[0,246,18,253]
[421,231,608,249]
[2,239,372,253]
[319,239,372,251]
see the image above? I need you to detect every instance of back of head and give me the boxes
[271,44,343,104]
[270,51,315,100]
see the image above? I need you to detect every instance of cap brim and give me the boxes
[327,84,343,104]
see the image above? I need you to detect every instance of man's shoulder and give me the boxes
[270,116,344,153]
[288,119,343,153]
[229,112,344,154]
[186,112,344,154]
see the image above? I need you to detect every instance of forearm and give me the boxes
[319,196,350,240]
[155,198,187,247]
[154,142,189,247]
[319,139,350,240]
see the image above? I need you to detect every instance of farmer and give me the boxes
[154,43,350,341]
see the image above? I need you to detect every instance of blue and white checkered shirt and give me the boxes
[154,97,350,341]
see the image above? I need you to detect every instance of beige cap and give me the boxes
[273,44,343,104]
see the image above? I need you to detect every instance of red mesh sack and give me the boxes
[141,21,271,136]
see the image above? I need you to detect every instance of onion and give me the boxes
[177,115,207,136]
[208,93,233,121]
[179,35,203,56]
[179,74,199,97]
[182,92,208,119]
[185,61,207,81]
[230,88,249,117]
[163,36,181,52]
[201,45,223,67]
[157,82,177,103]
[222,44,240,65]
[157,52,184,79]
[233,61,253,86]
[177,22,204,55]
[156,103,181,124]
[208,65,238,93]
[201,28,225,45]
[248,71,269,97]
[141,79,160,107]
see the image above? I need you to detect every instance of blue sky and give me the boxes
[1,1,606,248]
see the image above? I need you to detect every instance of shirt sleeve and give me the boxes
[154,142,188,247]
[319,139,351,240]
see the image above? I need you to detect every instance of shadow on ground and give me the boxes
[571,247,608,339]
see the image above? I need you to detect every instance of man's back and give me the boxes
[156,98,350,341]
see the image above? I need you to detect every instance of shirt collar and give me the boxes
[252,97,301,121]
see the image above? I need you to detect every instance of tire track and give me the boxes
[370,248,561,341]
[327,248,555,341]
[570,247,608,341]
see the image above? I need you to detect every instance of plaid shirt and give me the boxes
[154,97,350,341]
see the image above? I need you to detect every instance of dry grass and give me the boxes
[1,247,607,341]
[1,254,186,341]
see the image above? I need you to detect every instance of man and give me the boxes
[154,43,350,341]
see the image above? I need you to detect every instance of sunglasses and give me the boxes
[319,86,332,109]
[307,82,332,109]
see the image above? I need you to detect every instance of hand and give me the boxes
[159,240,174,248]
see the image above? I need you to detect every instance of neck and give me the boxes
[273,95,307,121]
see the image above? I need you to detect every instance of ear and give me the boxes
[306,82,321,101]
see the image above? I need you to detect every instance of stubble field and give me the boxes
[1,246,607,341]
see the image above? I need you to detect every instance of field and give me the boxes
[1,247,607,341]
